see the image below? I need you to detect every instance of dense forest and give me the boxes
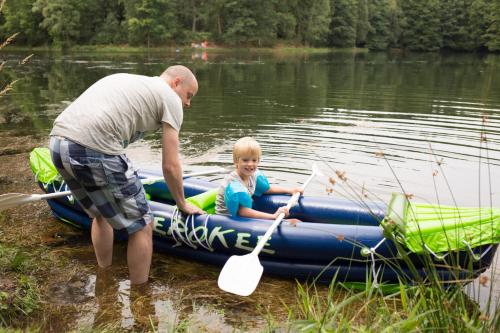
[1,0,500,52]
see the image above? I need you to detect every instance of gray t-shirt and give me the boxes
[50,73,183,155]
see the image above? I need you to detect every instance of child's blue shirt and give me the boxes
[215,169,270,217]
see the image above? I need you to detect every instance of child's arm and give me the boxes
[265,185,304,196]
[238,206,288,220]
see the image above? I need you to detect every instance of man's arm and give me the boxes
[162,123,204,215]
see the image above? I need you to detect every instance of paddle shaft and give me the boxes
[0,168,226,210]
[251,171,317,255]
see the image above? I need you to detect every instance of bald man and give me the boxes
[49,65,203,284]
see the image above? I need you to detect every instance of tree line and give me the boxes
[1,0,499,52]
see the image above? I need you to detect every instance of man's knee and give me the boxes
[130,222,153,238]
[141,222,153,237]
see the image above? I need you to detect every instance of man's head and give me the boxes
[161,65,198,108]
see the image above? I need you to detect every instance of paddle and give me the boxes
[0,168,227,211]
[217,163,322,296]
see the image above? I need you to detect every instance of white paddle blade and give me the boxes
[217,254,263,296]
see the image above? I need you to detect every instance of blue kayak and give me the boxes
[40,168,497,285]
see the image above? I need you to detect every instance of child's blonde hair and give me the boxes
[232,137,261,164]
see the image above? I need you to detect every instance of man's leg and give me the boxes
[91,215,114,267]
[127,223,153,284]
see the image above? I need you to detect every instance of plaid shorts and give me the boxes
[49,136,152,235]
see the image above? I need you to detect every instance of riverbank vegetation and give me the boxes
[1,0,500,52]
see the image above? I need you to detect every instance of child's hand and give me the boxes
[273,206,290,219]
[289,187,304,195]
[286,218,301,227]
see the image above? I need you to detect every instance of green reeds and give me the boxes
[292,125,499,331]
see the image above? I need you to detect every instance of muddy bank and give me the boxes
[0,132,88,330]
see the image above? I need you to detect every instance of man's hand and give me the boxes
[178,202,205,215]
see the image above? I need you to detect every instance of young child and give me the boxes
[215,137,302,224]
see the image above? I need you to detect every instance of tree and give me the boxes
[356,0,370,47]
[294,0,331,46]
[483,1,500,51]
[221,0,277,46]
[399,0,441,51]
[93,12,127,44]
[440,0,477,51]
[386,0,404,48]
[366,0,391,50]
[203,0,226,42]
[32,0,82,46]
[1,0,47,45]
[127,0,176,46]
[329,0,357,48]
[275,0,297,40]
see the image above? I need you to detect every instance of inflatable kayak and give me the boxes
[30,148,499,285]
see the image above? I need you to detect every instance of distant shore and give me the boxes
[5,44,366,55]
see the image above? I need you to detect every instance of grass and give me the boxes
[281,132,499,332]
[283,278,498,332]
[3,44,364,56]
[0,244,41,327]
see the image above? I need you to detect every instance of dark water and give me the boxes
[1,49,499,329]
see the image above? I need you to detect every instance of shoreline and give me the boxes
[4,44,367,55]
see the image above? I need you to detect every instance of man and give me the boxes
[49,65,204,285]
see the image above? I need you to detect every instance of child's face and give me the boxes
[235,155,259,179]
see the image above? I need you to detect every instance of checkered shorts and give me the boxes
[49,136,152,234]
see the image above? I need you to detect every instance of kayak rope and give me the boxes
[170,207,195,248]
[462,242,493,261]
[170,207,214,251]
[423,242,493,262]
[423,244,450,261]
[365,237,387,288]
[189,214,214,251]
[367,236,493,286]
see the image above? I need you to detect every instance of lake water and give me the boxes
[1,49,498,328]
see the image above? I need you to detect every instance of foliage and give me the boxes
[1,0,499,51]
[32,0,82,47]
[483,1,500,51]
[126,0,177,47]
[220,0,277,46]
[0,245,40,326]
[0,0,47,45]
[440,0,478,51]
[366,0,392,50]
[356,0,370,47]
[400,0,442,51]
[287,278,498,332]
[294,0,331,47]
[329,0,357,48]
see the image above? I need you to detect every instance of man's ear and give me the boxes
[173,77,181,87]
